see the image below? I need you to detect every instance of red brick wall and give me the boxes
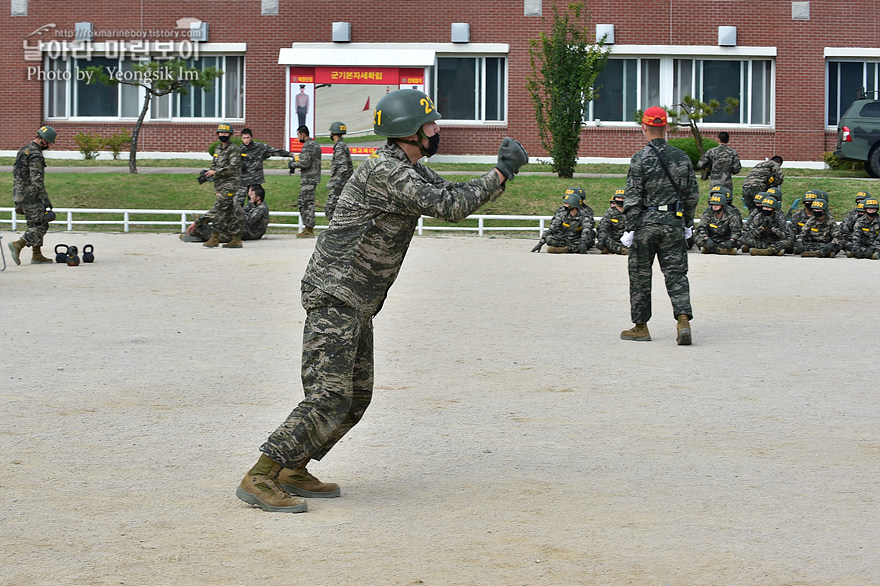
[3,0,878,162]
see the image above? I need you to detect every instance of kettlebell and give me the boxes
[66,245,80,267]
[55,243,69,263]
[82,244,95,264]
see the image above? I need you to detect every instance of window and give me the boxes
[45,54,244,120]
[433,56,506,122]
[827,61,880,126]
[589,56,773,126]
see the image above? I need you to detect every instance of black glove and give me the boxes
[495,137,529,181]
[14,203,24,214]
[531,242,543,253]
[577,241,588,254]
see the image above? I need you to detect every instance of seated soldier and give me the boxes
[741,192,769,252]
[709,185,742,225]
[788,189,823,241]
[182,184,270,243]
[742,193,790,256]
[597,188,628,255]
[531,187,594,254]
[695,191,741,254]
[840,191,869,246]
[847,196,880,259]
[794,198,840,257]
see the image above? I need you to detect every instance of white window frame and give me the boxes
[43,42,246,123]
[825,48,880,128]
[432,54,508,125]
[587,45,776,128]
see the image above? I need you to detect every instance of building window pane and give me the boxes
[702,60,741,123]
[120,60,141,118]
[46,58,68,118]
[437,57,477,120]
[75,57,118,116]
[485,57,504,121]
[224,56,244,118]
[640,59,660,109]
[672,58,694,108]
[750,60,771,125]
[593,59,637,122]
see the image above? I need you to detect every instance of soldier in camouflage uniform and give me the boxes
[182,185,269,243]
[695,191,741,254]
[789,189,824,243]
[597,189,628,254]
[288,125,323,237]
[697,131,742,192]
[708,185,742,225]
[199,123,245,248]
[839,191,868,249]
[235,128,290,207]
[794,198,840,257]
[236,88,529,513]
[7,126,57,265]
[621,107,699,345]
[533,188,593,253]
[846,196,880,259]
[743,194,791,256]
[324,121,354,222]
[742,156,784,212]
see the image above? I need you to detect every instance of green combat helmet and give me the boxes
[329,121,347,135]
[759,193,780,211]
[802,189,820,207]
[708,192,725,207]
[37,125,57,143]
[810,198,828,213]
[563,187,585,206]
[373,89,441,137]
[612,188,625,204]
[216,122,233,135]
[753,193,766,208]
[765,186,783,203]
[855,190,870,204]
[863,197,879,212]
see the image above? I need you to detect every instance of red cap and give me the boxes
[642,106,668,127]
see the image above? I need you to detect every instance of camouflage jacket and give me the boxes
[243,201,270,240]
[624,138,700,229]
[744,210,789,240]
[13,140,49,205]
[239,141,289,186]
[330,139,353,184]
[302,142,504,315]
[289,138,322,185]
[839,208,863,240]
[797,215,840,245]
[597,205,626,241]
[697,207,742,241]
[742,160,784,192]
[848,214,880,247]
[210,141,241,195]
[789,209,811,239]
[546,205,591,246]
[697,144,741,191]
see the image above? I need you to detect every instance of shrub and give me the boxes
[823,151,864,171]
[74,132,103,159]
[667,137,718,168]
[103,129,132,160]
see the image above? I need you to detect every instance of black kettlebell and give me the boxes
[55,243,69,263]
[66,245,80,266]
[82,244,95,263]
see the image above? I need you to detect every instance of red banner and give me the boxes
[315,67,398,85]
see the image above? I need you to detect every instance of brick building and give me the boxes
[2,0,877,165]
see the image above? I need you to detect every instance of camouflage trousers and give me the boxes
[298,183,317,228]
[19,201,50,247]
[234,184,250,209]
[628,224,692,323]
[598,234,626,254]
[545,234,579,253]
[794,241,838,257]
[324,176,346,222]
[742,186,761,212]
[202,192,245,237]
[694,234,737,252]
[261,286,374,468]
[745,234,790,253]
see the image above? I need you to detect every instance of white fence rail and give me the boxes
[1,207,562,237]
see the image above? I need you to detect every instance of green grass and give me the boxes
[1,163,876,233]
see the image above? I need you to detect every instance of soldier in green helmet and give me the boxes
[236,88,529,513]
[198,122,245,248]
[531,187,593,253]
[742,193,790,256]
[7,126,58,265]
[324,121,353,222]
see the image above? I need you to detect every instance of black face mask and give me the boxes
[761,209,773,216]
[422,132,440,157]
[813,211,825,218]
[218,135,230,143]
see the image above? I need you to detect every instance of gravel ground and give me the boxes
[1,232,878,585]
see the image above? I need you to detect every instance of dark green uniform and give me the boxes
[236,141,289,206]
[202,141,245,237]
[260,143,503,468]
[325,139,353,222]
[289,138,322,229]
[12,140,51,247]
[597,205,627,253]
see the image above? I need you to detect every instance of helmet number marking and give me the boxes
[374,109,382,126]
[420,97,436,114]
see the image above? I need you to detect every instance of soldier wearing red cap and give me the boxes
[620,106,699,345]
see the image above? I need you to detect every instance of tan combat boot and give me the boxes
[222,234,243,248]
[31,245,53,264]
[278,459,341,498]
[676,314,692,346]
[7,238,24,265]
[546,245,568,254]
[236,455,308,513]
[203,232,220,248]
[620,323,651,341]
[296,227,315,238]
[620,247,629,256]
[750,248,771,256]
[801,250,820,258]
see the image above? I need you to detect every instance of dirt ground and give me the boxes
[1,231,878,585]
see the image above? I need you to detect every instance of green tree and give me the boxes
[671,95,739,158]
[527,1,610,178]
[84,59,223,174]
